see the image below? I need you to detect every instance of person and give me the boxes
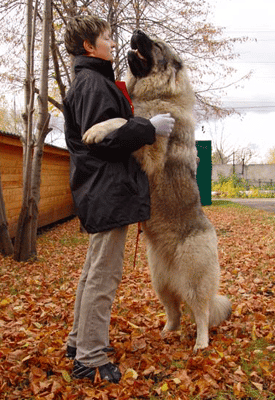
[63,15,175,384]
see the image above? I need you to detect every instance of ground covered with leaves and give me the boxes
[0,200,275,399]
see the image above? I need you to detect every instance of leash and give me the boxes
[133,222,142,268]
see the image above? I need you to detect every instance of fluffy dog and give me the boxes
[83,30,231,351]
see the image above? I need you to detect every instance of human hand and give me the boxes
[149,113,175,137]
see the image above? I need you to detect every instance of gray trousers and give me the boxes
[67,225,128,367]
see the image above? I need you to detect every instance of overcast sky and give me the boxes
[195,0,275,163]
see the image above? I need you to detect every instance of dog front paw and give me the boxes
[82,127,107,144]
[82,118,128,145]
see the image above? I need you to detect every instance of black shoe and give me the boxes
[66,345,115,360]
[72,360,121,383]
[66,345,77,360]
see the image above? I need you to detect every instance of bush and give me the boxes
[212,174,275,198]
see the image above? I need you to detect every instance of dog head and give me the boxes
[128,30,182,78]
[126,30,193,102]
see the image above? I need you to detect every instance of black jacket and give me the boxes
[63,56,156,233]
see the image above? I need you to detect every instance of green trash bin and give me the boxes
[196,141,212,206]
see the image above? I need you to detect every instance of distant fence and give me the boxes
[212,164,275,187]
[0,131,75,237]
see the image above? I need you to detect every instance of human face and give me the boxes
[86,30,116,62]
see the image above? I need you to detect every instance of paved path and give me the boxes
[220,198,275,214]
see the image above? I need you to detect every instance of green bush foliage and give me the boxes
[212,173,275,198]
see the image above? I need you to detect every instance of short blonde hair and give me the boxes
[64,15,110,56]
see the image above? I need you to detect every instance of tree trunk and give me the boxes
[14,0,37,261]
[29,0,51,255]
[14,0,51,261]
[0,170,14,256]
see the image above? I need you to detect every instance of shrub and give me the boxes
[212,174,275,198]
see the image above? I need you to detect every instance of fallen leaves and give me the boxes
[0,202,275,399]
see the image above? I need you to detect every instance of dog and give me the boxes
[83,30,231,351]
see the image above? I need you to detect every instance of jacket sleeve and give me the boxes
[75,75,156,157]
[93,116,156,153]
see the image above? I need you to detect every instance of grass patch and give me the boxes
[171,360,186,369]
[59,235,89,246]
[209,199,250,209]
[210,199,237,207]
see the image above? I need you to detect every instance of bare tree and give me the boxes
[14,0,52,261]
[0,0,250,117]
[207,121,258,166]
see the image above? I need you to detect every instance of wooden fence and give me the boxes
[0,131,75,237]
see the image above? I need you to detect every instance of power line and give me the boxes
[225,30,275,34]
[224,105,275,110]
[234,106,275,109]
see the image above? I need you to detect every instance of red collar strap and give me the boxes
[115,81,134,114]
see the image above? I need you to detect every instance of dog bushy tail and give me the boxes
[209,295,232,327]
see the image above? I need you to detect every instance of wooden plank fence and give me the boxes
[0,131,75,237]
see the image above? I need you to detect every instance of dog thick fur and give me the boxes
[83,30,231,351]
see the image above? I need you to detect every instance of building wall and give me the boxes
[0,131,74,237]
[212,163,275,185]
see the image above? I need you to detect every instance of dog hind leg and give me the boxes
[146,243,181,333]
[188,299,210,351]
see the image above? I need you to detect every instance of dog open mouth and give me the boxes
[132,48,146,61]
[128,30,153,77]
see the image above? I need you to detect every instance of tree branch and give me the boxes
[34,87,63,112]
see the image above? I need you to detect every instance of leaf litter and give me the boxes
[0,202,275,399]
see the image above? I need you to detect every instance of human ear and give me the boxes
[83,40,95,56]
